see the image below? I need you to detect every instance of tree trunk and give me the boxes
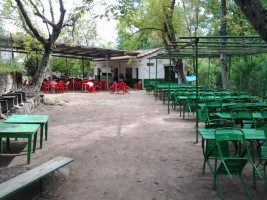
[219,0,230,90]
[173,58,187,83]
[234,0,267,43]
[33,48,53,92]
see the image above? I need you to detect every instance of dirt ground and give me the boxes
[1,90,267,200]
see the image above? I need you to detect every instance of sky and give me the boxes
[65,0,119,45]
[4,0,119,46]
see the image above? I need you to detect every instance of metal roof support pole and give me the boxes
[106,54,109,89]
[195,39,199,143]
[168,55,172,114]
[155,58,158,102]
[148,58,151,85]
[228,57,231,79]
[82,57,85,80]
[263,56,267,101]
[50,57,52,81]
[208,58,210,88]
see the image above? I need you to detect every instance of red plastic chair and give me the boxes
[82,80,89,91]
[85,82,96,93]
[49,81,58,93]
[42,81,50,93]
[75,80,82,91]
[108,81,117,94]
[57,81,65,93]
[117,81,131,94]
[100,81,107,90]
[69,79,74,90]
[64,81,69,92]
[134,81,142,90]
[22,79,27,87]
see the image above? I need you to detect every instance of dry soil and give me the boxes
[1,90,267,200]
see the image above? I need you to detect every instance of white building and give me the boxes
[93,48,185,88]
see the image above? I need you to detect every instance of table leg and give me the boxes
[40,124,44,148]
[33,131,37,153]
[0,137,3,153]
[27,136,32,164]
[45,122,48,140]
[250,141,256,189]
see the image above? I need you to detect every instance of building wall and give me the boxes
[93,50,184,86]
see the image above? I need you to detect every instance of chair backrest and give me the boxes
[264,125,267,144]
[57,81,64,87]
[108,81,117,89]
[231,112,253,122]
[214,128,246,143]
[255,117,267,129]
[205,119,234,129]
[230,108,251,114]
[261,108,267,117]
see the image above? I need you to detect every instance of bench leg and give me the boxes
[37,172,56,199]
[52,172,55,197]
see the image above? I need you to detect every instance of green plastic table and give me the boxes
[214,112,262,119]
[0,123,40,164]
[198,128,265,189]
[5,115,49,149]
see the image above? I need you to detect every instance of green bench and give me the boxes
[0,156,73,199]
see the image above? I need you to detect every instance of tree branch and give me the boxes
[28,0,57,28]
[37,0,51,36]
[57,0,66,28]
[19,13,35,38]
[49,1,55,23]
[130,27,164,37]
[234,0,267,42]
[15,0,47,45]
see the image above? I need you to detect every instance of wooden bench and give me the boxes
[0,156,73,199]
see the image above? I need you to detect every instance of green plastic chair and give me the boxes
[230,109,255,129]
[261,108,267,117]
[213,129,262,199]
[220,95,233,103]
[145,85,153,95]
[202,119,234,175]
[183,93,197,119]
[255,117,267,129]
[256,125,267,190]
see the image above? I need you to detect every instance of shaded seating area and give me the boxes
[145,35,267,198]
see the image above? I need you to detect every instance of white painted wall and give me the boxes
[93,50,184,82]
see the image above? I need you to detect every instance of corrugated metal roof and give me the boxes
[93,48,162,61]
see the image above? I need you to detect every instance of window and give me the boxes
[126,68,132,79]
[102,73,112,76]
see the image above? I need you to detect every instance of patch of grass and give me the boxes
[0,63,21,73]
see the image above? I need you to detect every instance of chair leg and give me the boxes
[216,177,224,200]
[264,162,267,190]
[214,174,224,199]
[239,175,251,199]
